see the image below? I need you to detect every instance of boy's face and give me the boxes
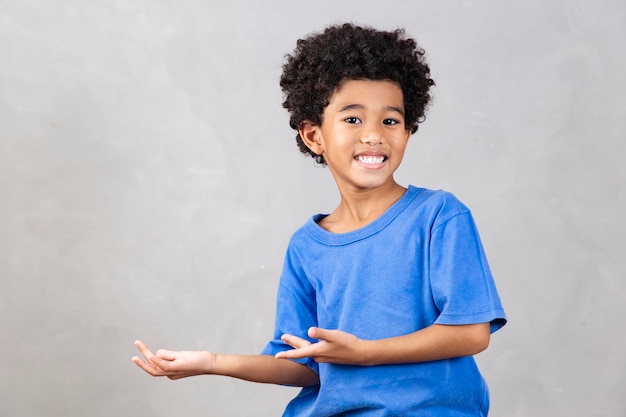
[301,79,411,193]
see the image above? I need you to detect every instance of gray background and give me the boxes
[1,0,624,416]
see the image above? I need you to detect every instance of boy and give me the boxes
[133,23,506,416]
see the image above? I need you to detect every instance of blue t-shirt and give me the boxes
[262,186,507,416]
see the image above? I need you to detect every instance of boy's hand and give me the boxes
[276,327,371,365]
[132,340,215,379]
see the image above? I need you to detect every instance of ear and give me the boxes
[299,121,324,156]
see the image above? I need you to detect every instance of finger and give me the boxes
[134,340,158,362]
[275,344,318,360]
[308,327,335,341]
[280,334,312,349]
[132,355,166,376]
[133,340,172,370]
[132,353,187,378]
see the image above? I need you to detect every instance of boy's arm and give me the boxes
[132,340,319,386]
[276,323,490,366]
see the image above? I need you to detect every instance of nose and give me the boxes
[360,123,383,145]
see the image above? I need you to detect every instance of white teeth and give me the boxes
[356,155,385,164]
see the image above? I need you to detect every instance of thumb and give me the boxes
[308,327,333,341]
[156,349,177,361]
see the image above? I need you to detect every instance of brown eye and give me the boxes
[383,119,400,125]
[344,117,362,124]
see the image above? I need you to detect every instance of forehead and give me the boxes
[328,79,404,108]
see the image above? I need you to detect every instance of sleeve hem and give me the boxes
[434,308,507,333]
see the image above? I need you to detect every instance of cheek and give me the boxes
[391,139,410,161]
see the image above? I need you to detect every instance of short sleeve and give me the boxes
[261,243,320,376]
[429,210,507,333]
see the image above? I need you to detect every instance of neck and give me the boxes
[322,181,407,233]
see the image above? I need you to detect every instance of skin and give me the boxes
[132,79,491,386]
[299,79,411,233]
[132,340,318,386]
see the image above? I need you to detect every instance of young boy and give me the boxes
[133,23,507,416]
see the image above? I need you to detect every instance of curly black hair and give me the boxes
[280,23,435,165]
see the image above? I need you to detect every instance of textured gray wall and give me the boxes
[1,1,624,416]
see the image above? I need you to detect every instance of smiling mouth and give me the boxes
[355,155,386,164]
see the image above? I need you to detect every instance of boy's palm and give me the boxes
[132,340,216,380]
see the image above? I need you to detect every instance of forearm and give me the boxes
[132,340,319,386]
[275,323,491,367]
[212,353,319,386]
[360,323,490,366]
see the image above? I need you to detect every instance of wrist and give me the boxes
[359,339,378,366]
[201,350,218,375]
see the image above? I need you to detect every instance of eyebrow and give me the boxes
[338,103,405,116]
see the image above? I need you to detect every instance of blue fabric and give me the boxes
[262,186,507,416]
